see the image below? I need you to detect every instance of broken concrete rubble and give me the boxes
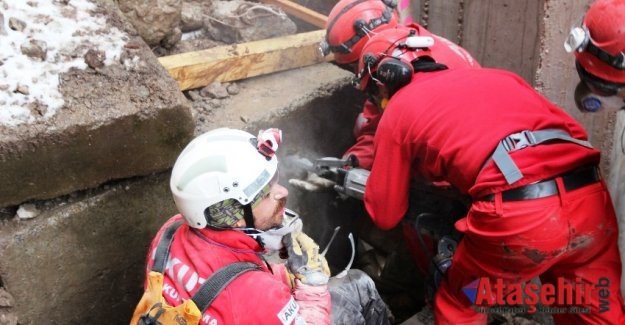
[205,0,297,44]
[0,0,195,207]
[117,0,182,47]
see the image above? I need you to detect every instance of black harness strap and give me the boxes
[243,203,255,228]
[191,262,262,312]
[152,220,183,273]
[150,220,262,313]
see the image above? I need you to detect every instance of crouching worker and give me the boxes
[130,127,391,325]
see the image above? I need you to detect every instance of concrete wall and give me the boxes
[406,0,543,85]
[609,112,625,277]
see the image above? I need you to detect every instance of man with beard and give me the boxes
[132,127,391,325]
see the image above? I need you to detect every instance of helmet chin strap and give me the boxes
[242,204,269,247]
[242,204,256,230]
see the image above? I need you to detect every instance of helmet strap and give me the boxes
[586,40,625,70]
[568,24,625,70]
[243,203,255,229]
[412,58,449,73]
[241,204,271,248]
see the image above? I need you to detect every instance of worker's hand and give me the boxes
[288,171,336,192]
[283,232,330,286]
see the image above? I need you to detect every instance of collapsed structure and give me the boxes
[0,0,623,324]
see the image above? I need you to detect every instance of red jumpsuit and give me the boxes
[143,215,330,325]
[344,22,480,170]
[364,68,625,323]
[342,23,481,281]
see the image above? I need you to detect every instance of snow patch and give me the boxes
[0,0,129,126]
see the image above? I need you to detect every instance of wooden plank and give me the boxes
[260,0,327,28]
[158,30,333,91]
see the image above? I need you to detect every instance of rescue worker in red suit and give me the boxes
[319,0,480,170]
[355,27,625,323]
[138,128,392,325]
[292,0,481,306]
[565,0,625,301]
[564,0,625,113]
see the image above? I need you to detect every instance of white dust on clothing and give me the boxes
[0,0,128,126]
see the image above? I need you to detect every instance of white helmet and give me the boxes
[170,127,281,229]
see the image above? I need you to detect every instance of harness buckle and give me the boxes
[501,130,537,152]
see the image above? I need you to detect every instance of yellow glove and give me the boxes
[283,232,331,286]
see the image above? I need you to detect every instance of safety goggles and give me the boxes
[564,17,625,71]
[319,0,397,57]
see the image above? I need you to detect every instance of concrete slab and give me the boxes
[0,173,176,324]
[0,0,195,207]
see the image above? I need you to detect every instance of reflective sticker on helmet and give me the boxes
[243,169,271,198]
[277,297,299,325]
[250,182,272,209]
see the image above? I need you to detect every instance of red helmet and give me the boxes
[322,0,400,64]
[355,26,477,94]
[567,0,625,85]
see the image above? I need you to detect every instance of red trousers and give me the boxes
[434,180,625,324]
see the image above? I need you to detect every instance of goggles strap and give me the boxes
[586,41,625,70]
[328,2,396,54]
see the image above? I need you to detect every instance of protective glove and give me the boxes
[282,232,331,286]
[288,171,336,192]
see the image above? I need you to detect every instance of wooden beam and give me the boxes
[158,30,334,91]
[260,0,328,29]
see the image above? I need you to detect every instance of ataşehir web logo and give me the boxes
[462,277,611,314]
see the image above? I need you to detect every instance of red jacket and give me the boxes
[344,23,480,170]
[144,215,329,325]
[364,68,600,230]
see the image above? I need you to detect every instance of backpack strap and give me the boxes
[152,220,184,273]
[151,220,262,313]
[192,262,262,313]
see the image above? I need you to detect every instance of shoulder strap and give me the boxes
[152,220,184,273]
[191,262,262,312]
[152,221,262,313]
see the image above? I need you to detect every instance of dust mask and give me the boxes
[246,209,302,251]
[574,81,625,113]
